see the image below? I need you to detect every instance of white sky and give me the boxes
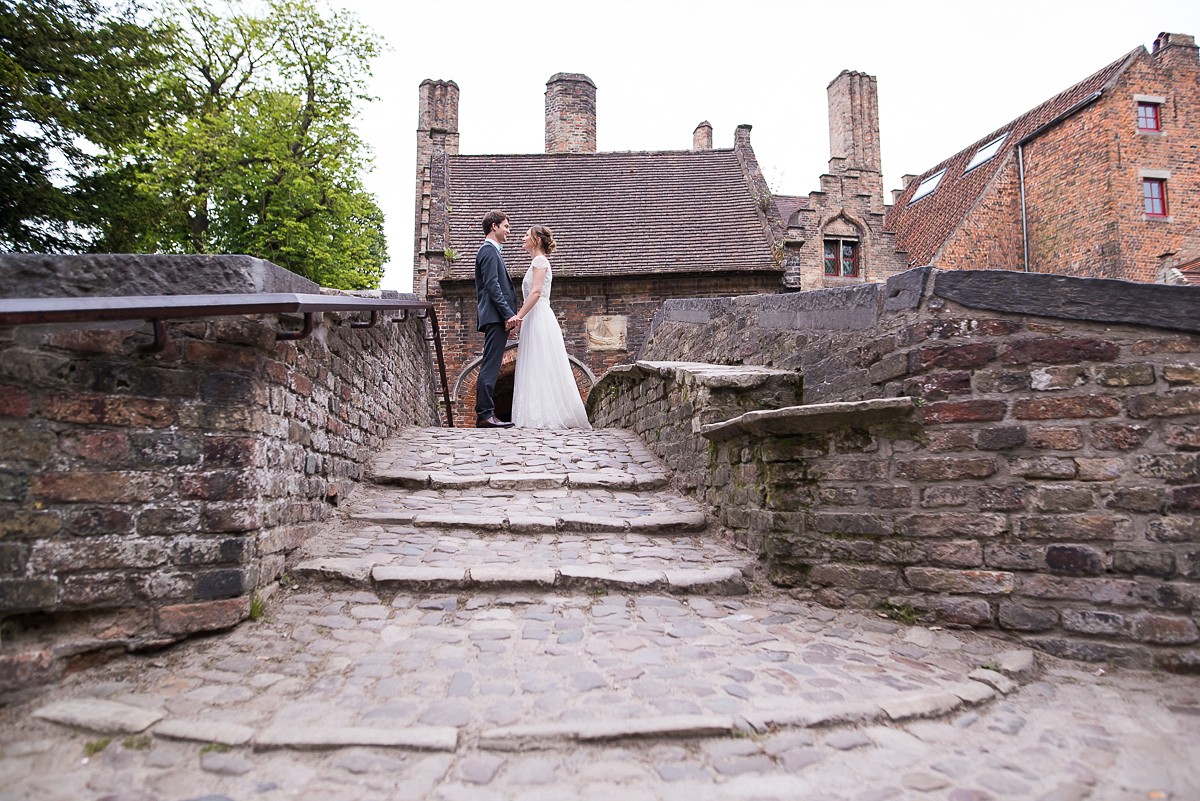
[336,0,1199,292]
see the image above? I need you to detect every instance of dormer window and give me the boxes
[1135,96,1165,132]
[909,169,946,203]
[965,134,1007,172]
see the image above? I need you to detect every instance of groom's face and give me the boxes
[492,219,510,243]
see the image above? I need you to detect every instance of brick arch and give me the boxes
[819,209,871,246]
[450,346,595,427]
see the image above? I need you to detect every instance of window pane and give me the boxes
[842,242,859,276]
[1138,103,1160,131]
[1144,179,1166,215]
[824,241,838,275]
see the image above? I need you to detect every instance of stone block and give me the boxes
[808,563,899,590]
[0,648,59,693]
[895,513,1007,539]
[976,426,1027,450]
[1105,487,1164,513]
[1169,486,1200,512]
[920,400,1006,424]
[1002,338,1118,365]
[976,485,1028,511]
[1075,458,1125,482]
[1128,390,1200,419]
[909,343,997,371]
[997,601,1059,631]
[1018,514,1129,541]
[203,503,263,533]
[1096,364,1156,387]
[32,471,173,503]
[1033,486,1095,512]
[156,596,247,636]
[921,485,971,507]
[813,512,891,536]
[1030,365,1087,391]
[195,569,248,600]
[905,568,1014,595]
[929,596,993,626]
[1164,424,1200,451]
[181,470,260,501]
[985,543,1046,570]
[1090,423,1152,451]
[1135,453,1200,484]
[1061,608,1126,635]
[1112,549,1174,578]
[1013,395,1122,420]
[0,577,58,611]
[924,430,975,451]
[0,384,32,418]
[1017,574,1139,605]
[0,509,61,540]
[1162,364,1200,385]
[1131,613,1199,644]
[894,457,996,481]
[1044,544,1105,575]
[903,371,971,399]
[928,540,984,567]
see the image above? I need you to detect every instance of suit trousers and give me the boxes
[475,322,507,419]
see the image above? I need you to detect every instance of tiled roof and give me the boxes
[884,47,1142,267]
[444,150,778,279]
[774,195,810,227]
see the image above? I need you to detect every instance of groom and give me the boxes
[473,209,522,428]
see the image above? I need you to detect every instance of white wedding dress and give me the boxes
[512,255,591,429]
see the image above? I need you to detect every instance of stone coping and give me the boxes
[700,397,916,441]
[607,361,799,389]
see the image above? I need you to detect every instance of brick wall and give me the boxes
[590,267,1200,671]
[0,258,439,692]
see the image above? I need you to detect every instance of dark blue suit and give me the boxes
[474,241,518,420]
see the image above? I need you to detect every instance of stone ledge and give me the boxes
[479,714,738,751]
[700,397,916,441]
[153,718,255,746]
[617,361,800,390]
[253,724,458,752]
[32,698,164,734]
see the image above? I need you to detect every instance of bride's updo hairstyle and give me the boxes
[530,225,556,255]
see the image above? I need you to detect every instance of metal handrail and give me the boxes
[0,292,454,427]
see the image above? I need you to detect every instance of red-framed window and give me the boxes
[1143,178,1168,217]
[824,238,859,277]
[1137,102,1161,132]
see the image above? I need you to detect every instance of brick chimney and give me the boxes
[414,80,460,299]
[545,73,597,154]
[1152,32,1198,71]
[827,70,884,211]
[693,121,713,151]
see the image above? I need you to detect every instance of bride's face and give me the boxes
[522,229,534,253]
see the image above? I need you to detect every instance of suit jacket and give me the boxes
[475,241,518,331]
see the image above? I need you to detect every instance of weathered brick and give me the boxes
[156,596,247,636]
[1127,390,1200,419]
[863,486,912,508]
[59,430,131,463]
[1033,486,1095,512]
[974,370,1030,393]
[0,385,32,418]
[195,569,248,599]
[1131,613,1199,645]
[977,426,1027,450]
[1076,458,1125,482]
[1018,514,1129,541]
[929,596,993,626]
[0,425,56,463]
[1135,453,1200,484]
[1090,423,1152,451]
[40,394,176,428]
[1095,364,1155,387]
[1062,609,1127,635]
[1180,550,1200,580]
[977,485,1028,511]
[0,577,58,610]
[927,540,984,567]
[1030,366,1087,391]
[130,433,202,467]
[1012,457,1076,480]
[813,513,890,536]
[997,601,1059,631]
[1002,338,1118,365]
[0,470,28,502]
[1113,549,1175,578]
[920,400,1006,424]
[910,343,997,371]
[877,539,926,564]
[184,340,261,371]
[1146,515,1200,543]
[924,430,975,452]
[1045,544,1105,575]
[1027,427,1084,450]
[61,573,134,606]
[903,371,971,399]
[1013,395,1122,420]
[1164,424,1200,451]
[1017,574,1139,605]
[203,436,261,468]
[817,486,858,505]
[137,507,201,536]
[985,543,1046,570]
[1129,338,1197,356]
[0,542,26,572]
[181,471,260,501]
[29,536,168,572]
[1169,485,1200,512]
[808,563,899,590]
[32,471,174,504]
[905,567,1014,594]
[895,457,995,481]
[0,649,59,693]
[921,485,970,507]
[896,513,1008,539]
[811,460,886,481]
[1105,486,1164,513]
[61,507,135,537]
[1162,364,1200,385]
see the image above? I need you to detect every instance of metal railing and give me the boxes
[0,292,453,426]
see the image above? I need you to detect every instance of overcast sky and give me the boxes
[336,0,1198,292]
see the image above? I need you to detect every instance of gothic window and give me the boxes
[824,238,860,277]
[1143,178,1168,217]
[1137,102,1161,132]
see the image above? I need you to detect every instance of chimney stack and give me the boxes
[827,70,882,176]
[419,79,460,139]
[693,121,713,151]
[545,73,597,154]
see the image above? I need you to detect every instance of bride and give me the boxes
[510,225,591,429]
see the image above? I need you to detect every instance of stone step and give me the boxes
[291,559,750,595]
[370,469,668,491]
[342,485,708,535]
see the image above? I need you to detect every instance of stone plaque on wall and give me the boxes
[587,314,627,351]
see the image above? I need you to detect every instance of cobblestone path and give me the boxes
[1,427,1197,801]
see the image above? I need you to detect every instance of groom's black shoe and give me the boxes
[476,415,514,429]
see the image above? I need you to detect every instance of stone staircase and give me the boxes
[291,427,755,596]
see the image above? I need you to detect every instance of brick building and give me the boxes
[885,31,1200,284]
[412,72,911,424]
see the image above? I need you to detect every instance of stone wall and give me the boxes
[0,256,439,693]
[589,267,1200,671]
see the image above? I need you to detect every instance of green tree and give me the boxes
[0,0,165,251]
[104,0,387,288]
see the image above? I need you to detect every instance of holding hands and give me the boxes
[505,314,522,333]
